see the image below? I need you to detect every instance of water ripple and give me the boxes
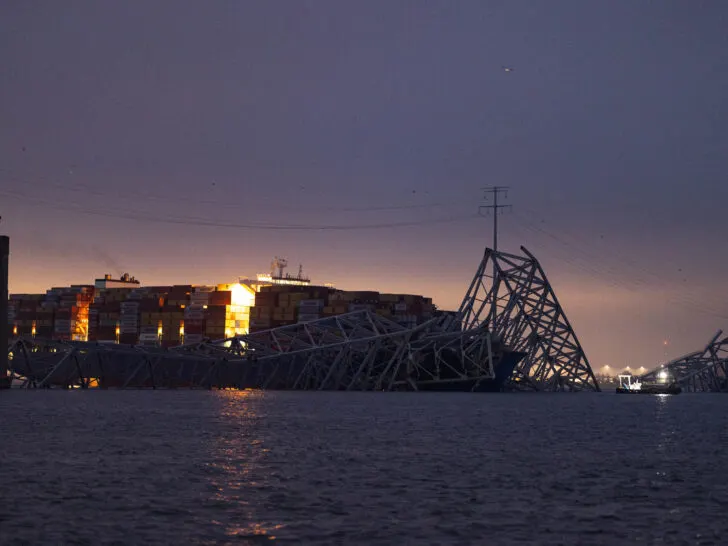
[1,390,726,544]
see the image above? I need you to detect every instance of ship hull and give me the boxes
[616,385,682,395]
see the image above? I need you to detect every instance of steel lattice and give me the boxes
[170,310,507,391]
[458,246,599,391]
[641,331,728,392]
[6,247,600,392]
[7,311,510,391]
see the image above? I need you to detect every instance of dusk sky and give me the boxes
[2,1,727,370]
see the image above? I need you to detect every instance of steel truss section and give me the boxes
[457,246,599,391]
[5,246,596,392]
[6,311,502,391]
[178,311,502,391]
[641,331,728,392]
[7,338,233,389]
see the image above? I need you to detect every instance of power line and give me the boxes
[0,175,462,214]
[512,212,728,321]
[517,205,702,287]
[0,189,478,231]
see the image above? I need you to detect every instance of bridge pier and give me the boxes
[1,236,9,389]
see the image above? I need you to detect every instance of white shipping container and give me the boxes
[298,313,320,323]
[348,304,374,312]
[185,334,204,344]
[394,303,407,312]
[139,333,159,341]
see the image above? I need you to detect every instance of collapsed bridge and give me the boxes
[640,330,728,392]
[7,247,600,392]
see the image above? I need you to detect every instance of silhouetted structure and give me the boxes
[1,236,9,388]
[6,246,598,392]
[640,331,728,392]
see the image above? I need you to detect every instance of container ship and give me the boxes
[7,258,527,392]
[6,258,437,348]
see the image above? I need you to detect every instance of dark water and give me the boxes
[1,391,726,545]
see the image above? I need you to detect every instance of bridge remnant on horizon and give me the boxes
[640,331,728,392]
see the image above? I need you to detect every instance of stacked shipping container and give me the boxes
[7,286,96,342]
[8,277,435,344]
[89,287,135,343]
[249,285,332,330]
[249,286,435,332]
[7,294,45,338]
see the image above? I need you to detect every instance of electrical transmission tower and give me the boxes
[458,188,600,390]
[479,187,512,324]
[478,186,512,253]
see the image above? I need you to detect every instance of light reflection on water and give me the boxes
[208,390,283,541]
[1,390,727,544]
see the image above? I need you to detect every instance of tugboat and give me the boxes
[616,374,681,395]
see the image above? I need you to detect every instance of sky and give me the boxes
[2,0,727,371]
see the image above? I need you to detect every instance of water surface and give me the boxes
[1,391,725,545]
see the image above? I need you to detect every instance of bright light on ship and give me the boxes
[658,370,668,381]
[256,273,309,286]
[231,283,255,307]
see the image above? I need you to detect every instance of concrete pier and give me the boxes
[1,236,9,388]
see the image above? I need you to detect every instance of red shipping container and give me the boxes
[208,291,232,306]
[204,306,227,318]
